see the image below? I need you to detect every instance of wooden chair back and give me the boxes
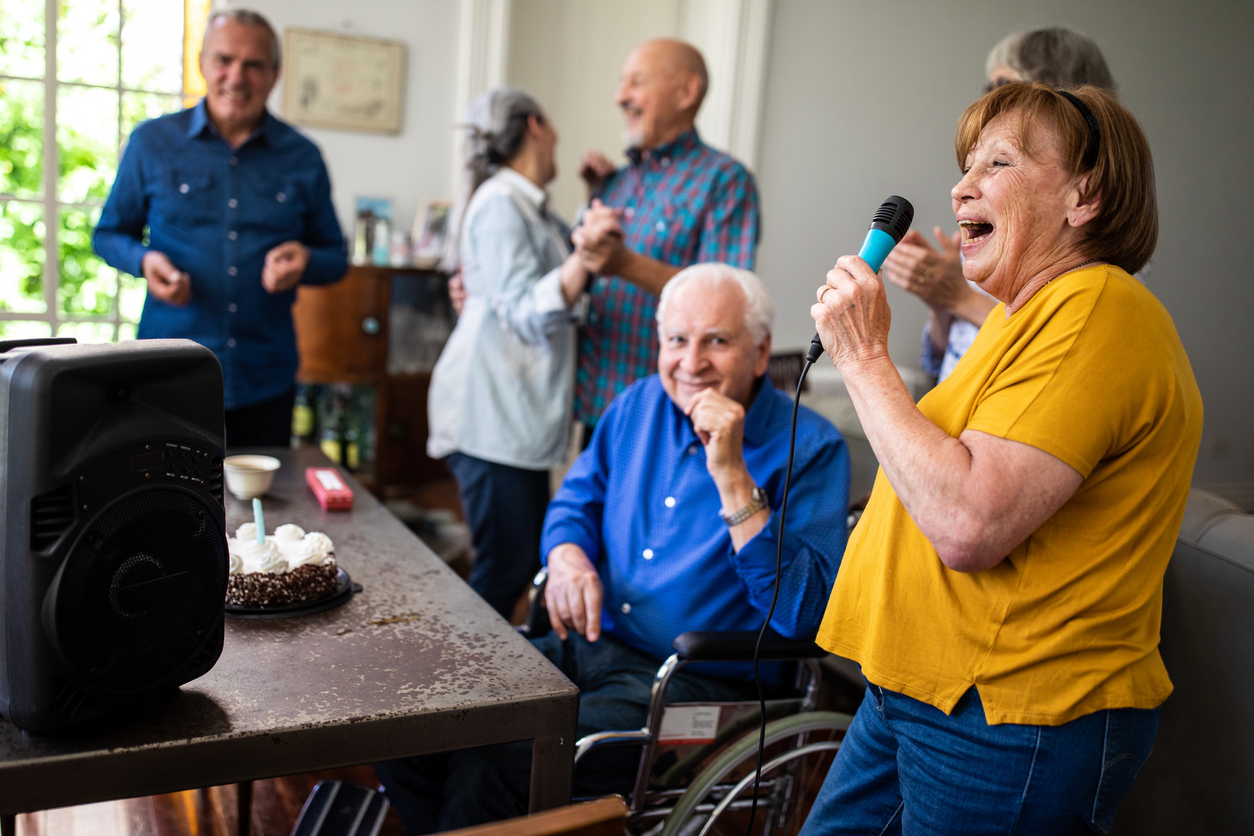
[440,797,628,836]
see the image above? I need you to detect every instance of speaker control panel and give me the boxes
[133,442,217,486]
[64,441,225,546]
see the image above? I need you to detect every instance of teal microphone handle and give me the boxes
[859,228,898,273]
[808,196,913,363]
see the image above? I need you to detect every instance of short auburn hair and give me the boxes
[954,82,1157,275]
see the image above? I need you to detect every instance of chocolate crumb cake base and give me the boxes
[226,560,340,608]
[226,523,339,610]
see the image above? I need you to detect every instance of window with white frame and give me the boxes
[0,0,210,343]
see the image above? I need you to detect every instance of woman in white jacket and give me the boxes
[427,87,589,617]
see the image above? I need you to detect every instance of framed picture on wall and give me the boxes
[283,28,405,134]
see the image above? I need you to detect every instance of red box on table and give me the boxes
[306,466,354,510]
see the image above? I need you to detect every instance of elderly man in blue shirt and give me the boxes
[93,9,347,446]
[375,263,849,833]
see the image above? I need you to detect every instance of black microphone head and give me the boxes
[869,195,914,244]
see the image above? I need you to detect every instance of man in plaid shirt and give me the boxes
[572,38,761,428]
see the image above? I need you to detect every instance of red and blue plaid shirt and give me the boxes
[575,129,760,424]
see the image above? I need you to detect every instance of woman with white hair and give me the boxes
[883,27,1116,383]
[427,87,588,618]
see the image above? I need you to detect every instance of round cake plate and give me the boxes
[225,568,362,620]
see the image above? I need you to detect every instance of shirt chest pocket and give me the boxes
[238,175,308,237]
[164,170,219,229]
[632,199,698,261]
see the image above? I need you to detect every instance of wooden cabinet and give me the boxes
[292,265,453,496]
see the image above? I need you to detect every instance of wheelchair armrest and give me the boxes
[518,567,550,637]
[671,629,826,661]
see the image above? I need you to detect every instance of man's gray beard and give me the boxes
[622,127,644,150]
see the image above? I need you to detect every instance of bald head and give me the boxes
[638,39,708,106]
[617,39,708,150]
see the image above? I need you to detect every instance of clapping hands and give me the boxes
[882,227,965,312]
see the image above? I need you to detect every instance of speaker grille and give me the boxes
[31,484,75,552]
[50,488,227,693]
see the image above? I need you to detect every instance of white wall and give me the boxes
[755,0,1254,492]
[232,0,461,239]
[506,0,683,218]
[505,0,773,219]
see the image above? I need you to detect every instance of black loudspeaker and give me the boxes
[0,338,228,733]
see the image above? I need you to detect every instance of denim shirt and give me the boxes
[542,375,850,673]
[93,101,347,409]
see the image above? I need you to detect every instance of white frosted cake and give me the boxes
[226,523,338,608]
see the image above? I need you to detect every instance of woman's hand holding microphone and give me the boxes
[811,254,894,372]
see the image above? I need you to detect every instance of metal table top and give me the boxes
[0,447,577,817]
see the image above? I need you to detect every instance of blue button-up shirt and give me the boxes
[93,101,347,409]
[542,375,849,671]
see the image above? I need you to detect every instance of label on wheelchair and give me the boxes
[658,705,722,744]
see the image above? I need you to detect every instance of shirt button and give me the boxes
[226,338,237,348]
[687,443,699,455]
[179,183,189,193]
[642,548,654,560]
[228,230,238,240]
[655,220,666,233]
[664,497,676,508]
[661,157,671,166]
[228,266,238,276]
[276,192,286,203]
[621,603,632,614]
[227,303,238,313]
[228,198,238,209]
[625,207,635,218]
[230,156,239,165]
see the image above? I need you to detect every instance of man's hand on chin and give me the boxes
[686,388,768,550]
[544,543,604,642]
[686,388,748,483]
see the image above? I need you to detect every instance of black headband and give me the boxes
[1056,89,1100,167]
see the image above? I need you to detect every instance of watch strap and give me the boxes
[720,486,769,527]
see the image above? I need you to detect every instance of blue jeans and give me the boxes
[800,683,1158,835]
[374,631,757,834]
[445,452,550,618]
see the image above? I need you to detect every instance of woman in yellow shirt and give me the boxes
[801,84,1202,834]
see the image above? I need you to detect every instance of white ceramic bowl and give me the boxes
[222,455,281,500]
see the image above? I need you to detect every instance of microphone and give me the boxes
[806,195,915,363]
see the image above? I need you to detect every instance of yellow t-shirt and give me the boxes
[817,264,1203,725]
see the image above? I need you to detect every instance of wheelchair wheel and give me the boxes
[658,711,851,836]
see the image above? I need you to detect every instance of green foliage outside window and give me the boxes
[0,0,185,337]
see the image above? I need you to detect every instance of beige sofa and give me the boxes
[1113,489,1254,835]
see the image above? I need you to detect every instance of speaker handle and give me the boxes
[0,337,77,354]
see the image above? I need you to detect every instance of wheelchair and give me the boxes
[521,570,853,836]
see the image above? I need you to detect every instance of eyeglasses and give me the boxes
[984,77,1016,95]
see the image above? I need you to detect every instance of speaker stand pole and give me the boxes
[237,781,253,836]
[1,814,15,836]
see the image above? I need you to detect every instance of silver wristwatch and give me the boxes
[720,486,769,527]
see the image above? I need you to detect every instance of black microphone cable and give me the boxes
[743,196,911,835]
[746,354,815,836]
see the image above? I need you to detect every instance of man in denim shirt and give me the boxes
[94,9,346,446]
